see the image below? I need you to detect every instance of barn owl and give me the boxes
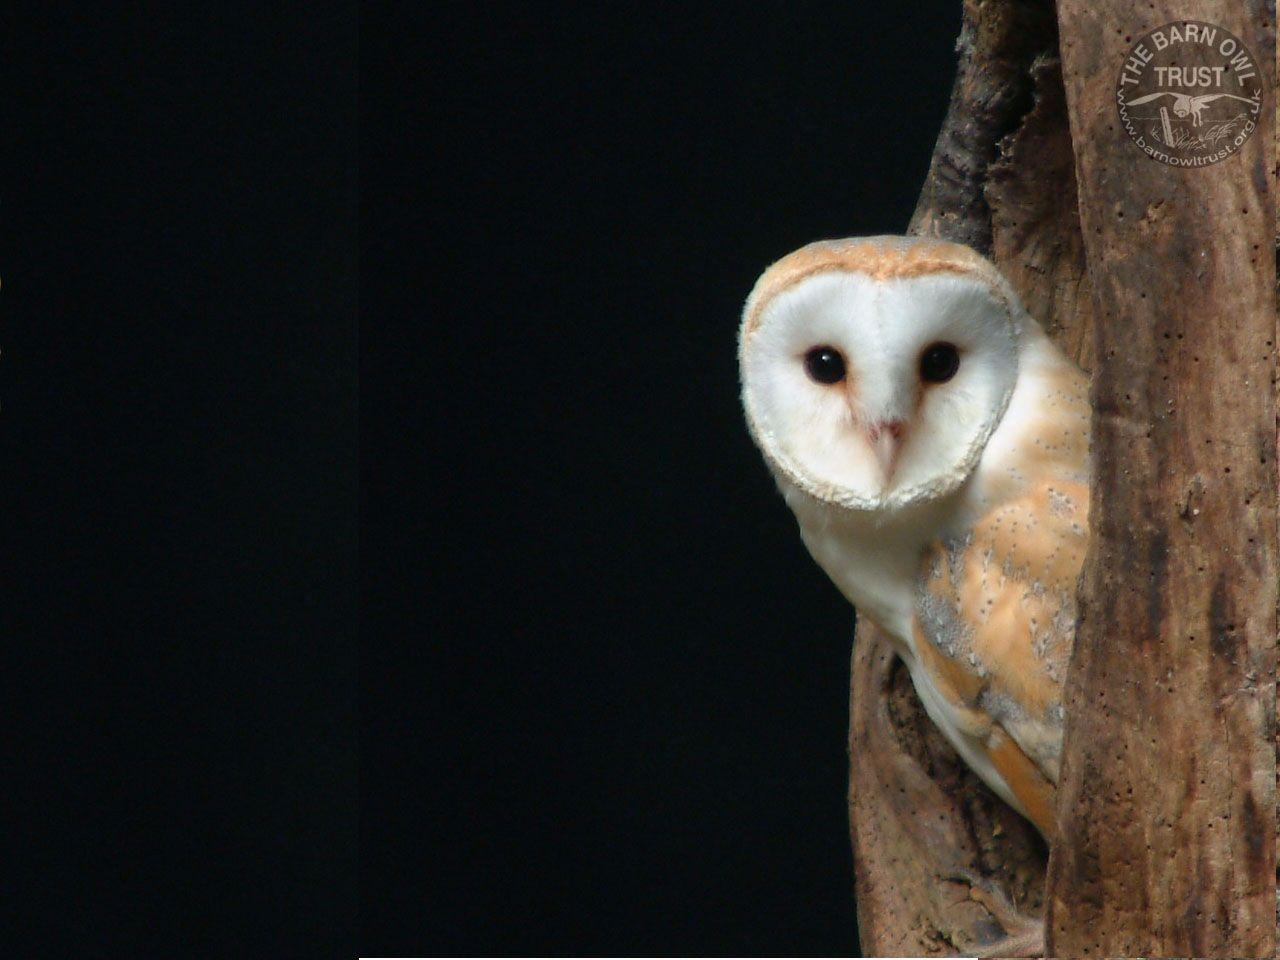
[738,236,1090,843]
[1124,89,1258,126]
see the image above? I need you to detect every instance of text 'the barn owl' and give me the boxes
[739,236,1090,841]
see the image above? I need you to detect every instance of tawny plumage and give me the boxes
[739,235,1089,840]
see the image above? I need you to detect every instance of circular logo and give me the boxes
[1116,21,1263,166]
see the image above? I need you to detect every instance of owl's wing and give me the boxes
[1124,91,1174,105]
[1195,93,1258,105]
[912,477,1089,835]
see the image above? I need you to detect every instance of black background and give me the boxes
[0,2,961,955]
[366,2,958,955]
[3,5,356,956]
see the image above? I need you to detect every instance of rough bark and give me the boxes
[848,0,1093,954]
[1044,2,1277,956]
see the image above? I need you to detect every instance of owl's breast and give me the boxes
[796,516,922,652]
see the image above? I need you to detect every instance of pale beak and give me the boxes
[868,421,905,480]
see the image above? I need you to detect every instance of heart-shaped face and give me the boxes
[740,237,1021,511]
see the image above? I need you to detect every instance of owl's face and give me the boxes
[739,238,1022,511]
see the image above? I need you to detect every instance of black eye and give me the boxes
[919,342,960,383]
[804,346,846,384]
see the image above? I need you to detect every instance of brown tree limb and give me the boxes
[1045,2,1277,955]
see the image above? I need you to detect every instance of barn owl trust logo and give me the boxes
[1117,21,1262,166]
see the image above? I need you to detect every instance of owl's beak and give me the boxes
[868,420,904,480]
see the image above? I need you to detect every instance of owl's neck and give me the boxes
[782,479,963,650]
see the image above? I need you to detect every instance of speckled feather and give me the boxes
[914,489,1087,837]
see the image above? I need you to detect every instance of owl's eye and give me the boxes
[920,342,960,383]
[804,346,846,384]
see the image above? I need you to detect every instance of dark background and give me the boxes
[0,2,959,955]
[1,5,356,956]
[365,2,959,955]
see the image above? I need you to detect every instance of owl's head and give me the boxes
[739,236,1024,511]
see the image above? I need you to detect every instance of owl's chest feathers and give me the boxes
[786,483,964,653]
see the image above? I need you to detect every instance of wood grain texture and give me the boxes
[1046,2,1278,956]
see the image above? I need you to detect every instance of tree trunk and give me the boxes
[1045,2,1276,955]
[847,0,1277,955]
